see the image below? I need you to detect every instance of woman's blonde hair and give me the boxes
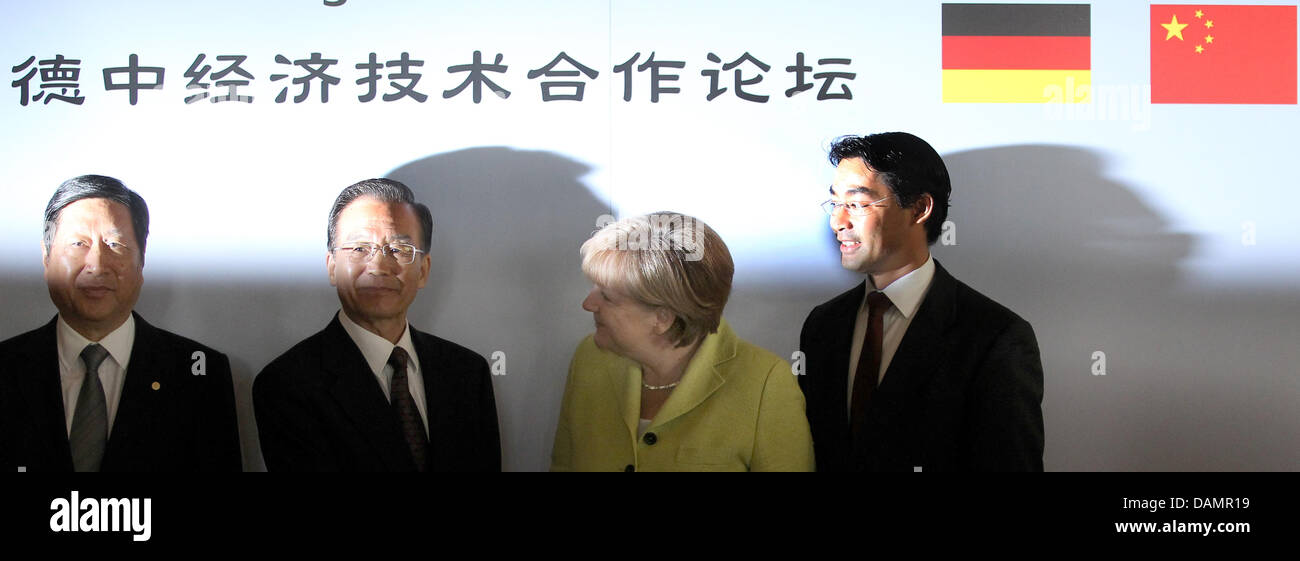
[580,212,733,348]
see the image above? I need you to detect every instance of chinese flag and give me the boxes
[1151,5,1297,104]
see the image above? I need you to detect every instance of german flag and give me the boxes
[1151,5,1297,104]
[942,3,1091,103]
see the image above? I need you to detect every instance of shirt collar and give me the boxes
[56,313,136,372]
[866,254,936,320]
[337,309,417,376]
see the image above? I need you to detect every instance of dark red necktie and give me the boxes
[850,291,890,440]
[388,347,428,471]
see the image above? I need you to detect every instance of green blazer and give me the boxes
[551,319,814,472]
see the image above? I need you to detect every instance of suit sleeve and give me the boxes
[751,357,816,472]
[201,351,243,472]
[252,367,340,472]
[797,310,832,471]
[467,355,502,472]
[965,318,1045,471]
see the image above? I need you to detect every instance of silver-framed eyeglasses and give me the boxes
[821,195,895,216]
[331,242,426,265]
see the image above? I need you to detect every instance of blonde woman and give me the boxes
[551,212,813,472]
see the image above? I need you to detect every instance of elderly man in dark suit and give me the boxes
[799,132,1044,472]
[253,178,500,472]
[0,175,241,472]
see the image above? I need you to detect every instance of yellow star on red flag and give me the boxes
[1162,14,1189,40]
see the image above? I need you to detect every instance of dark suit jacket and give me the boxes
[799,261,1044,471]
[0,313,242,472]
[252,315,501,472]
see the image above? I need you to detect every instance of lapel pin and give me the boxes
[151,382,160,391]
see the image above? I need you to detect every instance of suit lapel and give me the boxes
[18,318,74,470]
[648,320,733,430]
[411,327,444,469]
[105,313,161,465]
[323,316,413,471]
[871,262,958,426]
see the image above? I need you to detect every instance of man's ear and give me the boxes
[326,252,337,287]
[912,193,935,226]
[416,252,431,289]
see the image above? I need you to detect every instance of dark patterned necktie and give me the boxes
[70,344,110,472]
[388,347,428,471]
[850,291,891,441]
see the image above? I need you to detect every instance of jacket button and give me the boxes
[643,432,657,445]
[624,464,635,472]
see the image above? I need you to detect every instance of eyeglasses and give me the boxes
[820,195,895,216]
[331,242,426,265]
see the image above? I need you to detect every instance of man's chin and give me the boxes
[71,296,120,313]
[63,306,131,330]
[347,300,407,322]
[346,289,404,306]
[841,260,879,276]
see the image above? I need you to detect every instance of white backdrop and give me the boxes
[2,0,1297,471]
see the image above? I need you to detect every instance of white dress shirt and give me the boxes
[337,310,429,436]
[847,255,937,413]
[57,314,135,436]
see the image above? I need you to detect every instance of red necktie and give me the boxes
[388,347,429,471]
[850,291,890,440]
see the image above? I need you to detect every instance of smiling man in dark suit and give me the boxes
[799,132,1044,472]
[253,178,500,472]
[0,175,241,472]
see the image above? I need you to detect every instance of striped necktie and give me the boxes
[70,344,110,472]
